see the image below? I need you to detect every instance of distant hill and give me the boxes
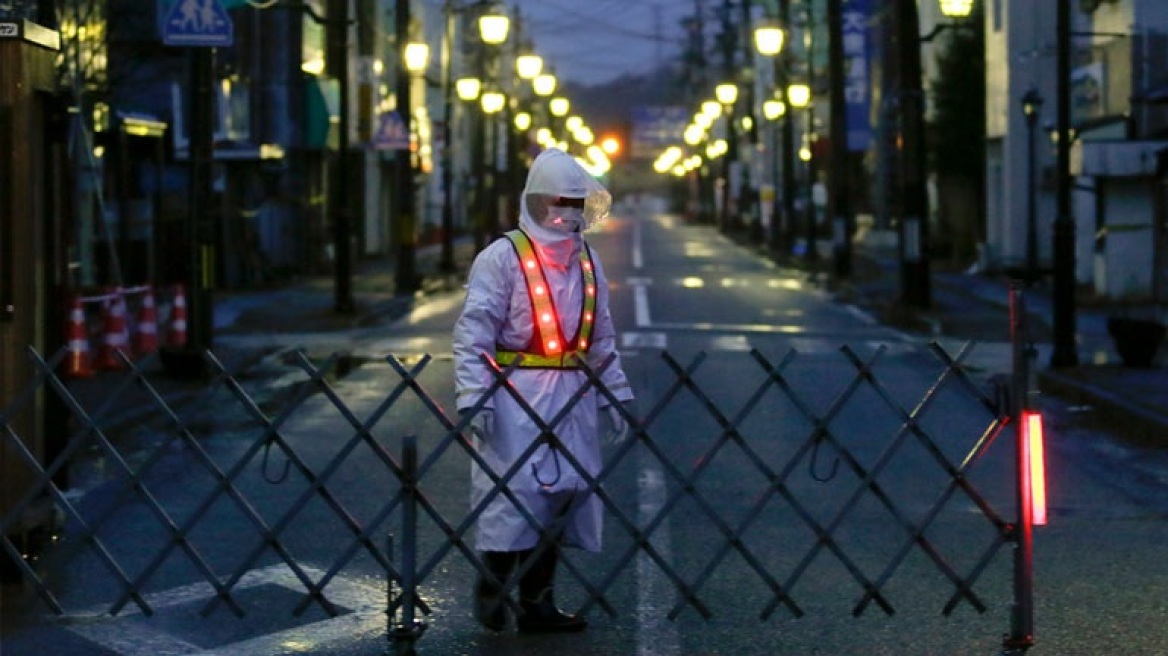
[566,67,688,129]
[560,64,694,197]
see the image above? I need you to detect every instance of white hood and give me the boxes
[519,148,611,253]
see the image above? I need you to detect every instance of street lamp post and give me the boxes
[762,98,785,247]
[455,75,486,250]
[1021,88,1043,286]
[715,82,739,235]
[481,88,506,239]
[827,0,852,279]
[478,4,509,243]
[548,95,570,145]
[755,18,788,255]
[513,51,542,191]
[787,83,814,264]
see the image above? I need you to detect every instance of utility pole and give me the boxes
[327,0,354,312]
[803,0,818,265]
[894,0,930,308]
[470,2,487,251]
[775,0,797,257]
[1050,0,1078,366]
[439,0,456,273]
[740,0,758,241]
[189,48,215,356]
[685,0,712,224]
[719,0,737,234]
[394,0,419,293]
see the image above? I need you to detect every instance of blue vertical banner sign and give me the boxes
[842,0,871,152]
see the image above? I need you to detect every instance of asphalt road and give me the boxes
[5,208,1168,655]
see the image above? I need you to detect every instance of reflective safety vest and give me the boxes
[495,229,597,369]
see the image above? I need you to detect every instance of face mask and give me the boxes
[543,207,585,233]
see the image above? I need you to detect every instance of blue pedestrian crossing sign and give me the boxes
[162,0,234,47]
[373,111,410,151]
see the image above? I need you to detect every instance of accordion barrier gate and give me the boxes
[0,290,1043,655]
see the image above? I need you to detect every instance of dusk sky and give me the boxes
[509,0,696,87]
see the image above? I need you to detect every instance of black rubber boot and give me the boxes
[516,546,587,633]
[474,551,516,631]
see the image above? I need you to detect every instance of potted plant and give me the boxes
[1107,315,1166,368]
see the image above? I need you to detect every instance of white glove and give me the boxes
[464,408,494,442]
[604,402,633,445]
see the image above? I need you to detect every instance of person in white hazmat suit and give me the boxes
[453,148,634,633]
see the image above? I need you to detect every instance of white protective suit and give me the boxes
[453,148,634,553]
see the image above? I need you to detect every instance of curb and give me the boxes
[1038,368,1168,444]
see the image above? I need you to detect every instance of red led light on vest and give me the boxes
[526,259,536,269]
[587,286,595,296]
[547,340,559,352]
[579,339,587,349]
[584,312,593,321]
[535,285,545,295]
[541,312,552,323]
[583,261,592,271]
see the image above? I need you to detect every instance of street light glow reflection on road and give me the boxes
[767,278,805,291]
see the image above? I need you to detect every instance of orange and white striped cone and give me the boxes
[65,295,95,378]
[167,284,188,348]
[134,286,160,355]
[94,289,130,370]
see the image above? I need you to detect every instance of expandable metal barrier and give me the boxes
[1,287,1044,655]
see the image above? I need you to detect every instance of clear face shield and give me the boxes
[522,150,612,233]
[526,195,588,233]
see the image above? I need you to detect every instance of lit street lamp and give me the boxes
[532,72,556,97]
[404,41,430,74]
[715,82,738,106]
[516,52,543,81]
[1021,88,1043,286]
[481,90,506,114]
[478,7,509,45]
[456,76,481,101]
[754,20,784,56]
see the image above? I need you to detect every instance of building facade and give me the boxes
[986,0,1168,302]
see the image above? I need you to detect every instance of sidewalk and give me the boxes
[215,240,474,336]
[838,233,1168,446]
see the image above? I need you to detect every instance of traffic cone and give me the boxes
[94,289,129,370]
[134,286,160,355]
[167,284,188,348]
[64,295,94,379]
